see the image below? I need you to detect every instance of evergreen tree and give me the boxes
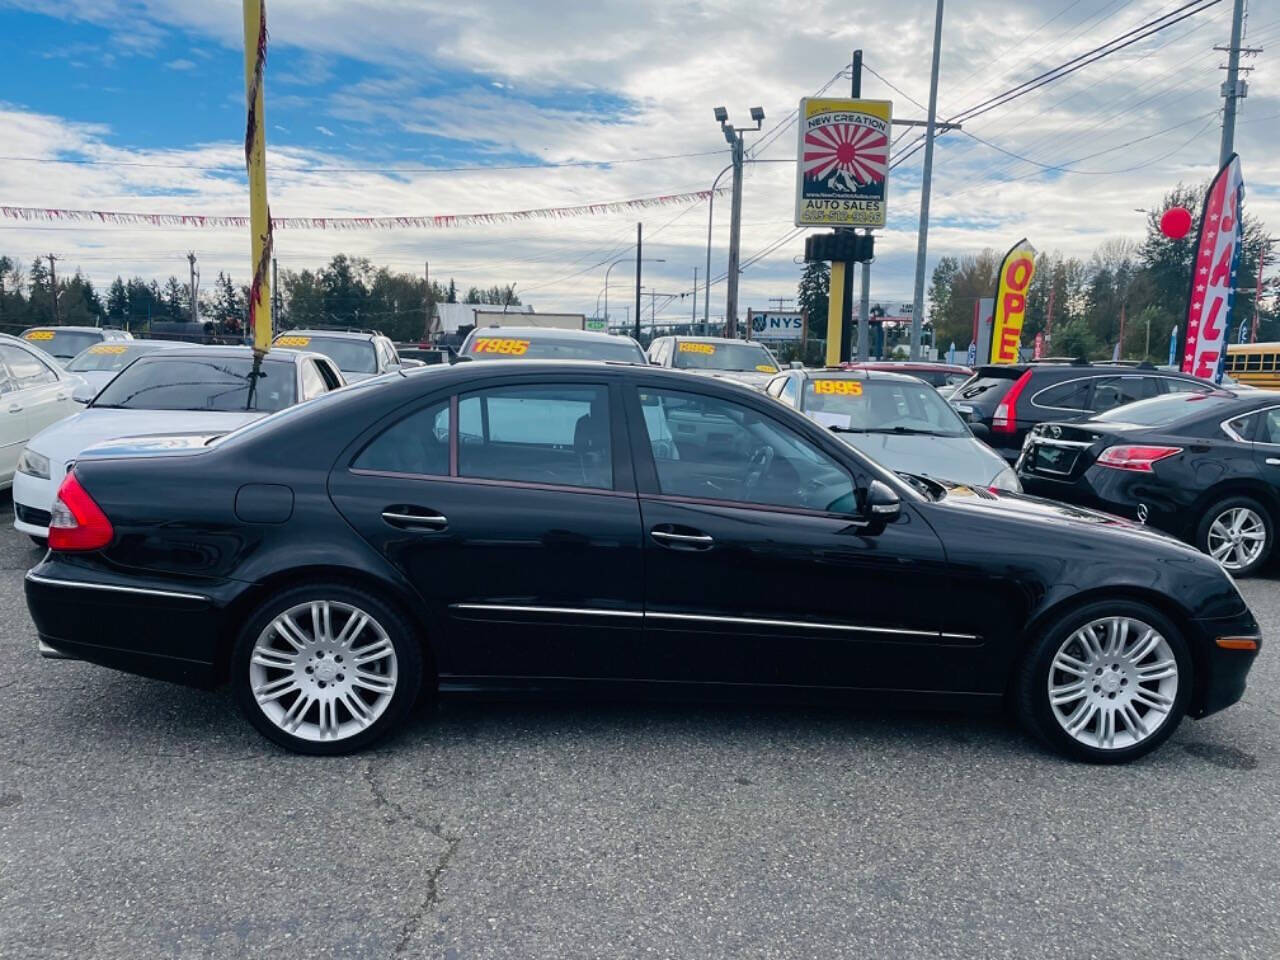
[796,261,829,341]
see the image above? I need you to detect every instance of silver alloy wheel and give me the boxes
[248,600,398,743]
[1047,616,1178,751]
[1206,506,1267,571]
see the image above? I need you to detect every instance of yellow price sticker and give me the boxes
[812,379,863,396]
[88,344,128,355]
[756,364,778,374]
[274,335,312,347]
[678,342,715,354]
[23,330,54,341]
[472,338,530,356]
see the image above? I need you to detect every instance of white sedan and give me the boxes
[14,345,344,542]
[0,333,83,491]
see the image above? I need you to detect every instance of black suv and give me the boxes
[950,360,1214,462]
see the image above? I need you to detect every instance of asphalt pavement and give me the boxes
[1,504,1278,960]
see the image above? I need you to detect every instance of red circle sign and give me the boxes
[1160,206,1193,240]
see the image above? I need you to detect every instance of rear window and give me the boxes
[953,372,1018,406]
[1092,392,1236,426]
[274,335,377,373]
[22,328,104,360]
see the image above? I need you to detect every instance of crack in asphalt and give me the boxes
[361,759,461,958]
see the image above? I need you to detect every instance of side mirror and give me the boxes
[790,361,804,369]
[72,383,96,405]
[969,421,991,440]
[864,479,901,525]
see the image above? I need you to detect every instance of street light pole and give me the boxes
[714,106,764,340]
[605,256,663,330]
[705,161,733,336]
[909,0,945,361]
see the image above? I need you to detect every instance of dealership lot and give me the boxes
[0,511,1277,959]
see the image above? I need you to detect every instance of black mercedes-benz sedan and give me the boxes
[25,361,1260,762]
[1017,390,1280,577]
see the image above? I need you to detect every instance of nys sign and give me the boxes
[750,311,805,341]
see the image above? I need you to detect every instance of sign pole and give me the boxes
[825,262,846,367]
[242,0,272,354]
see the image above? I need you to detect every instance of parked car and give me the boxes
[1017,389,1280,576]
[763,367,1018,491]
[395,345,449,365]
[21,326,132,366]
[646,335,780,388]
[459,325,646,363]
[273,329,401,382]
[13,346,343,543]
[64,340,187,396]
[0,333,84,491]
[951,360,1216,463]
[25,361,1259,763]
[842,361,973,398]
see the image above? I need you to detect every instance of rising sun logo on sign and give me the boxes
[803,124,888,194]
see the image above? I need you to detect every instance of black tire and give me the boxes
[29,536,47,549]
[1014,599,1192,764]
[231,582,424,756]
[1195,495,1273,578]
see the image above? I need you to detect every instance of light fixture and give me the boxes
[750,106,765,122]
[713,106,728,123]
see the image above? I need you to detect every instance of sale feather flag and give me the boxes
[1182,154,1244,383]
[989,239,1036,364]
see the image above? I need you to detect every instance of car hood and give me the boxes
[683,369,777,389]
[831,431,1009,487]
[27,408,267,462]
[932,482,1197,552]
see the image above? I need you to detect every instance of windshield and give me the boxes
[1092,392,1237,426]
[463,332,645,362]
[803,377,970,437]
[671,340,778,373]
[22,329,104,360]
[67,342,166,373]
[93,355,297,412]
[275,335,376,373]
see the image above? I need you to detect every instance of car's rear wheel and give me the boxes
[1016,600,1190,763]
[1196,495,1272,577]
[231,583,423,755]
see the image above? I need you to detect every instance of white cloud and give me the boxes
[315,125,335,137]
[164,58,196,71]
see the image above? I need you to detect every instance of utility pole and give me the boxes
[768,296,794,311]
[1217,0,1256,168]
[47,253,59,324]
[850,51,866,363]
[272,256,280,337]
[188,252,201,327]
[725,134,745,338]
[910,0,945,361]
[634,223,643,342]
[692,268,698,327]
[424,260,432,341]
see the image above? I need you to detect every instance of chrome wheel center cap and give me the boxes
[314,659,339,683]
[1100,672,1122,694]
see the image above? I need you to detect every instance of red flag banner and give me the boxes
[0,189,723,231]
[1182,155,1244,382]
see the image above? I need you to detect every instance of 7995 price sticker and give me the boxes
[811,379,863,396]
[472,338,530,355]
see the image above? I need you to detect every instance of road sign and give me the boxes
[751,311,806,341]
[795,98,892,229]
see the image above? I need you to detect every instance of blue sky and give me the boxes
[0,0,1276,320]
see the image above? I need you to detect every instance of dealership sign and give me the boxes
[989,239,1037,364]
[1182,155,1244,383]
[795,98,892,228]
[750,310,806,341]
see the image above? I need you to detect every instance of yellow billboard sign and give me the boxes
[989,239,1037,364]
[795,98,892,228]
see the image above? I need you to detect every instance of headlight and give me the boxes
[991,466,1021,492]
[16,449,49,479]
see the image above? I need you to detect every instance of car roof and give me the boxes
[21,325,122,334]
[792,366,929,385]
[671,335,767,345]
[845,361,971,372]
[127,345,311,363]
[469,325,634,342]
[281,329,378,341]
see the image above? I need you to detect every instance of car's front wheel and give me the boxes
[1196,495,1273,577]
[232,583,424,755]
[1016,600,1190,763]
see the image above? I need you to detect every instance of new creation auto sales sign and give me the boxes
[1183,155,1244,383]
[795,98,892,228]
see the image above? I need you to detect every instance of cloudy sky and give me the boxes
[0,0,1276,326]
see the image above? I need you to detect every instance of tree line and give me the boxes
[0,252,520,342]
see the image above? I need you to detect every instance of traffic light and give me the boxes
[804,232,874,264]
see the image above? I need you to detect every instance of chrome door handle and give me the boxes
[7,404,21,414]
[650,529,714,546]
[1266,458,1280,466]
[381,510,448,531]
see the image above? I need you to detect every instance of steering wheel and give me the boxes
[743,444,775,495]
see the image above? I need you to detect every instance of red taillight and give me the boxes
[992,370,1033,434]
[48,471,114,552]
[1095,445,1182,473]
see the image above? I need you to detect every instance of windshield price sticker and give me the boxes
[756,364,778,374]
[678,342,716,355]
[275,335,311,347]
[473,338,530,355]
[23,330,54,341]
[88,344,128,355]
[813,379,862,396]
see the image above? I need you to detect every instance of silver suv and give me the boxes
[272,329,402,383]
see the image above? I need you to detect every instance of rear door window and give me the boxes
[1033,378,1092,410]
[1090,376,1160,413]
[354,398,451,476]
[1162,377,1213,395]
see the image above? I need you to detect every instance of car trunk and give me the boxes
[950,366,1022,424]
[1019,422,1128,481]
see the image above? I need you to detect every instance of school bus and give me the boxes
[1225,342,1280,390]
